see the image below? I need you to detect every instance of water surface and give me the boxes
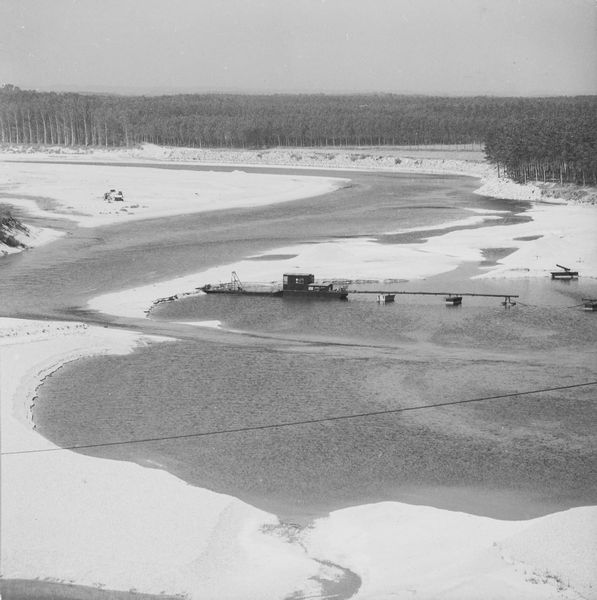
[7,161,593,523]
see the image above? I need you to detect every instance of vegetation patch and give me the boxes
[0,205,27,248]
[485,109,596,186]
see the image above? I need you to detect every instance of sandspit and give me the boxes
[0,158,348,227]
[90,200,596,320]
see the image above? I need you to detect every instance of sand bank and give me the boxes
[304,502,597,599]
[0,159,348,228]
[3,143,594,292]
[0,219,63,256]
[2,318,595,599]
[89,199,596,321]
[6,142,594,205]
[0,319,322,598]
[68,143,593,321]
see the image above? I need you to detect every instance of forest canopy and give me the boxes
[1,85,595,184]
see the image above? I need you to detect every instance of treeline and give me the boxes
[484,105,596,185]
[0,85,501,147]
[1,84,595,184]
[0,84,576,148]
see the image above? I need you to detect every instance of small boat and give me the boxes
[551,264,578,280]
[376,294,395,303]
[445,295,463,306]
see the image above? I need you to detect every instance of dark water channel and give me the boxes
[4,161,596,524]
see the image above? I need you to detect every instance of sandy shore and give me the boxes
[2,319,595,598]
[0,321,324,599]
[0,319,597,599]
[0,158,349,228]
[0,219,64,257]
[90,200,596,320]
[1,145,596,598]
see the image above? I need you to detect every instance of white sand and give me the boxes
[0,320,321,598]
[180,319,222,328]
[90,201,596,321]
[1,146,596,598]
[304,502,596,600]
[0,160,348,227]
[3,142,582,319]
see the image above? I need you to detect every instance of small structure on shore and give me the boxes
[103,189,125,202]
[551,264,578,280]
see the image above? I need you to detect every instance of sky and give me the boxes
[1,0,596,96]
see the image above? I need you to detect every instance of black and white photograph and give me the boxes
[1,1,596,598]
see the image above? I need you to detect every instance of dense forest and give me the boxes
[0,85,595,184]
[484,109,596,185]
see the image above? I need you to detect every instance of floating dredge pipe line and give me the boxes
[347,290,519,298]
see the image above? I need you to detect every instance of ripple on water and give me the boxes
[20,165,597,522]
[35,288,597,522]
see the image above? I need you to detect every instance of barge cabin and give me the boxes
[282,273,348,300]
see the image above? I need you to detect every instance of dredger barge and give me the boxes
[202,272,349,300]
[200,272,532,308]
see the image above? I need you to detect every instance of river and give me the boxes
[3,161,595,524]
